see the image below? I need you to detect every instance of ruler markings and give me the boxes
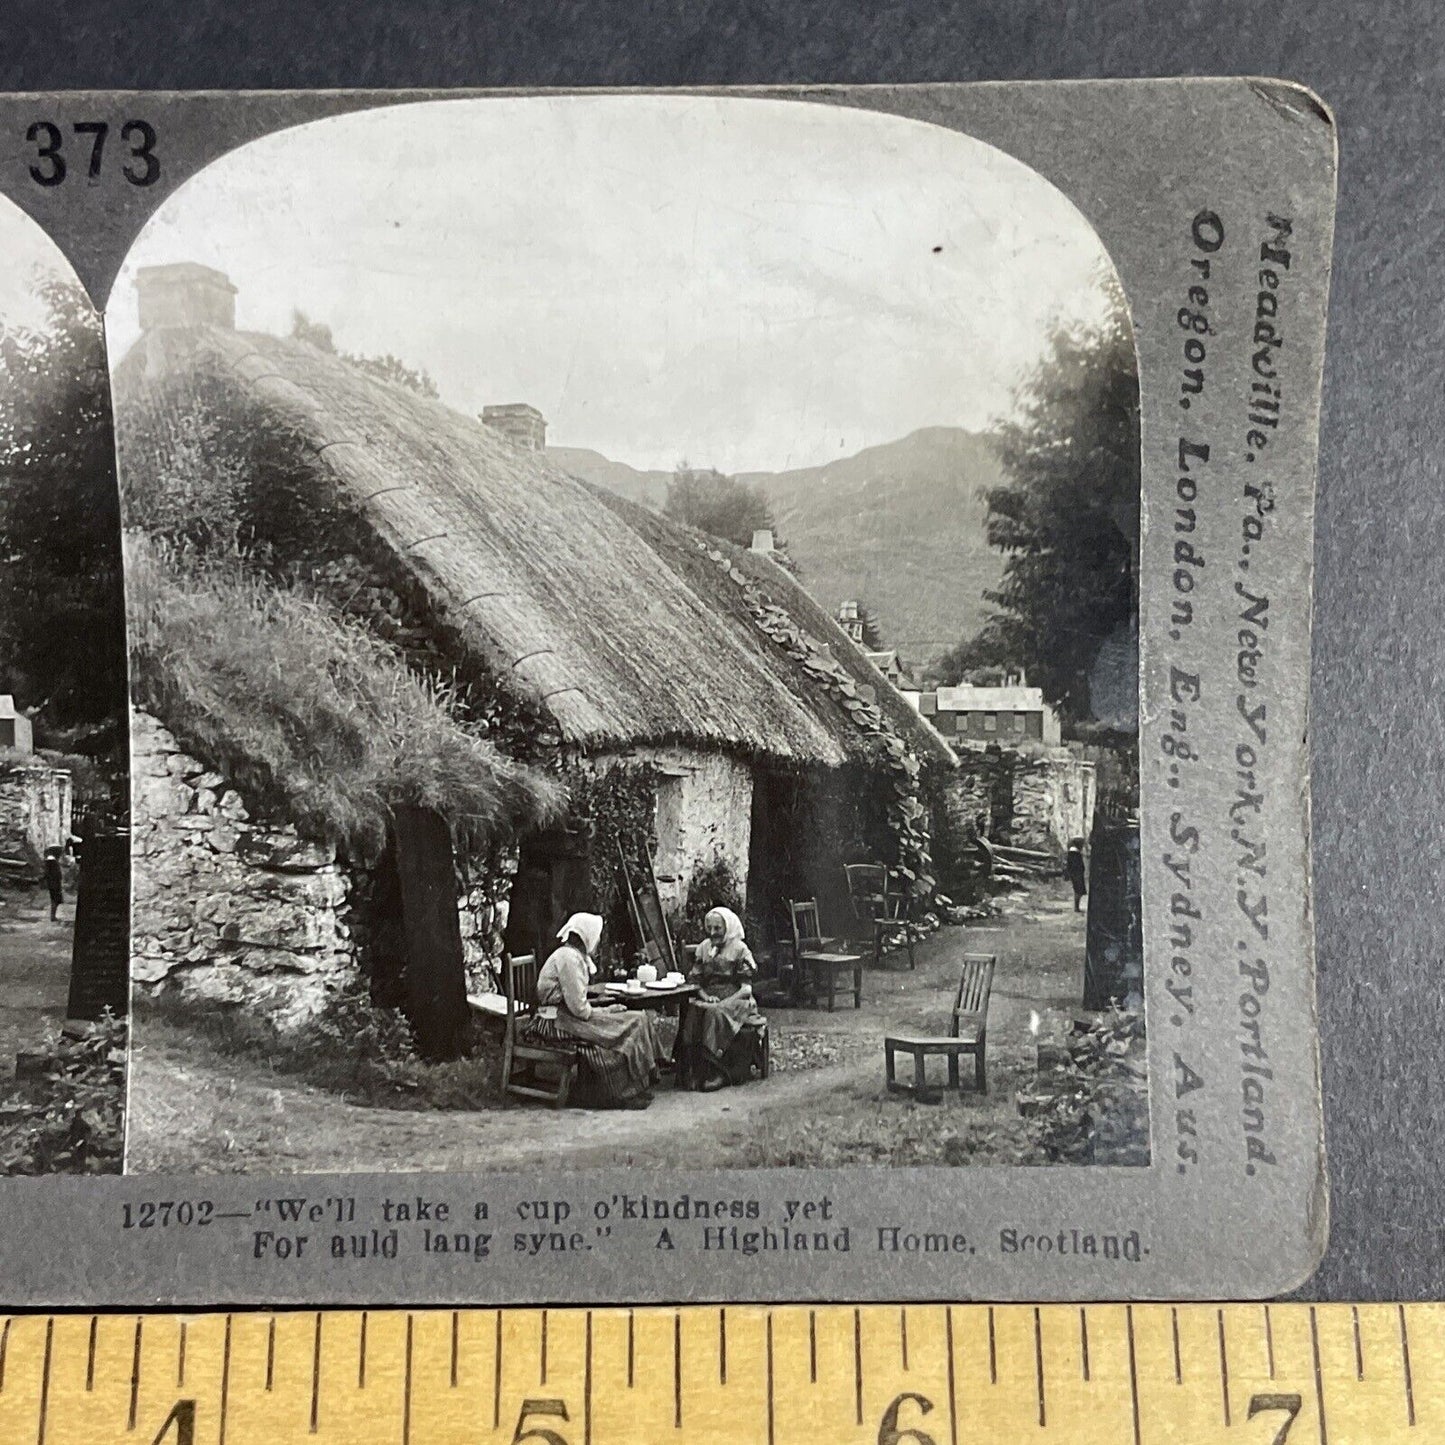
[309,1313,321,1434]
[127,1316,142,1431]
[0,1316,9,1391]
[1265,1302,1277,1379]
[765,1312,775,1445]
[492,1311,502,1430]
[402,1314,414,1445]
[1170,1306,1181,1384]
[1310,1305,1329,1445]
[541,1308,548,1385]
[584,1311,593,1445]
[35,1317,52,1445]
[1217,1308,1231,1425]
[1126,1305,1141,1445]
[1034,1305,1046,1428]
[853,1307,863,1426]
[627,1310,634,1389]
[945,1307,958,1445]
[218,1314,232,1445]
[988,1306,997,1385]
[1399,1304,1417,1427]
[265,1318,275,1392]
[7,1304,1445,1443]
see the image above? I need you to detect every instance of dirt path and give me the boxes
[0,891,73,1081]
[128,883,1091,1174]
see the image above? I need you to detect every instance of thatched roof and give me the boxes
[126,535,563,857]
[115,325,951,771]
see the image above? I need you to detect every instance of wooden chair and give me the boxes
[884,953,996,1099]
[677,942,772,1085]
[499,952,579,1109]
[844,863,916,970]
[789,899,863,1011]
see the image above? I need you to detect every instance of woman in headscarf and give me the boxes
[526,912,661,1109]
[677,906,767,1091]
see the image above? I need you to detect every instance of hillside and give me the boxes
[549,426,1007,667]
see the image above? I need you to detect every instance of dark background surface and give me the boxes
[0,0,1434,1301]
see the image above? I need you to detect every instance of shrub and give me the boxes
[139,978,501,1111]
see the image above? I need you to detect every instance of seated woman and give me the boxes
[526,912,661,1109]
[678,906,767,1092]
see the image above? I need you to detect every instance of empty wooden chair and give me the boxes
[884,953,996,1099]
[844,862,916,970]
[789,899,863,1011]
[499,952,579,1108]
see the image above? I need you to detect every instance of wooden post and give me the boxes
[392,805,470,1061]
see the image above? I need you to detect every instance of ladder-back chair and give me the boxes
[501,952,579,1108]
[884,952,996,1099]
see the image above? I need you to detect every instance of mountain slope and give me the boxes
[549,426,1007,666]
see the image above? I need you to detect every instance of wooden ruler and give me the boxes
[0,1303,1432,1443]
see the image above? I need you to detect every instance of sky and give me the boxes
[107,95,1118,475]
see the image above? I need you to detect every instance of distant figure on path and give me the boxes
[1065,837,1087,912]
[43,845,64,920]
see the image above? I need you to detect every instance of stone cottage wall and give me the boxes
[131,710,357,1025]
[627,745,753,917]
[0,762,73,874]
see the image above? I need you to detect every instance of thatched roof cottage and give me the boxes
[114,263,954,1053]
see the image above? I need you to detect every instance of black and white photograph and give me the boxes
[109,94,1142,1176]
[0,197,131,1177]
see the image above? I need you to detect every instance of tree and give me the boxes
[0,278,128,760]
[664,463,775,548]
[930,278,1139,723]
[290,311,439,399]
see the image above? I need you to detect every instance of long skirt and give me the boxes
[678,991,766,1086]
[525,1008,661,1108]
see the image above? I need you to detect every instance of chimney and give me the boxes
[136,263,237,333]
[749,528,775,554]
[481,403,547,451]
[0,695,33,755]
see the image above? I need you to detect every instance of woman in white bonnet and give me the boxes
[526,912,660,1108]
[677,906,766,1091]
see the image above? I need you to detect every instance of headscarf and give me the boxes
[557,912,604,958]
[699,906,747,964]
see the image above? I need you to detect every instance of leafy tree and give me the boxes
[0,278,127,760]
[290,310,439,399]
[665,463,774,548]
[930,280,1139,724]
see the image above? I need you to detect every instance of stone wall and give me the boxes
[1011,750,1097,854]
[131,709,357,1025]
[0,762,73,874]
[631,745,754,916]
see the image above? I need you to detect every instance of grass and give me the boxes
[136,980,503,1112]
[126,534,563,860]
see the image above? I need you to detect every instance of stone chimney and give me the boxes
[481,403,546,451]
[837,600,866,645]
[0,695,33,755]
[749,528,775,554]
[136,263,237,332]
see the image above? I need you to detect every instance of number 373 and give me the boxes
[25,119,159,187]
